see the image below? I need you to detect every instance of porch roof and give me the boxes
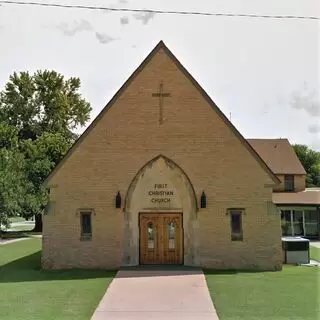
[273,188,320,205]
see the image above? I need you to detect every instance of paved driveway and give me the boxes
[91,267,219,320]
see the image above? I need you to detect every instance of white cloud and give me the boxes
[308,124,320,134]
[291,89,320,117]
[56,19,92,36]
[311,138,320,151]
[120,16,130,25]
[95,32,116,44]
[132,12,156,25]
[48,19,117,45]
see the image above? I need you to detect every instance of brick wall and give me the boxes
[273,174,306,192]
[42,47,282,271]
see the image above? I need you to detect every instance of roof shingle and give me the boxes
[273,188,320,205]
[247,139,306,175]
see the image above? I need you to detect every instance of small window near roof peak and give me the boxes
[284,175,294,192]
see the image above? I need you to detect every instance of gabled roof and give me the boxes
[44,40,280,186]
[247,139,306,175]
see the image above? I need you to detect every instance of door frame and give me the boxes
[138,212,184,265]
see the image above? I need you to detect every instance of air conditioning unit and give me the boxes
[282,237,310,264]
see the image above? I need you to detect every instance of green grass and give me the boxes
[0,239,116,320]
[8,224,35,232]
[310,245,320,262]
[0,230,41,239]
[205,267,319,320]
[9,217,26,223]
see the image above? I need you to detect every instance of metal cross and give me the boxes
[152,81,171,125]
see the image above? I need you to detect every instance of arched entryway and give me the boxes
[123,155,199,266]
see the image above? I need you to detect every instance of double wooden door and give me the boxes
[139,213,183,265]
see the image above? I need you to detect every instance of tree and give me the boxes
[21,132,71,231]
[0,148,25,232]
[0,122,23,231]
[293,144,320,187]
[0,70,92,231]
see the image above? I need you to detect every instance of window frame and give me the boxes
[227,209,244,241]
[284,174,295,192]
[79,210,93,241]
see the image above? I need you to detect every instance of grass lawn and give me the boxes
[0,239,116,320]
[9,217,26,223]
[1,230,41,239]
[7,224,35,232]
[310,245,320,262]
[205,267,319,320]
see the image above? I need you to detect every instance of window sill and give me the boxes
[231,234,243,241]
[80,235,92,241]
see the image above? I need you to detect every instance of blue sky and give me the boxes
[0,0,319,149]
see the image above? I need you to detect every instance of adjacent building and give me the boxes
[249,138,320,239]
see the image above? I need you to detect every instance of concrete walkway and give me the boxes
[91,267,219,320]
[0,238,28,245]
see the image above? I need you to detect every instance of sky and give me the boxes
[0,0,319,150]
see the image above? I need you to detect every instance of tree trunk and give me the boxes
[33,214,43,232]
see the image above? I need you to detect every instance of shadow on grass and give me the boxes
[0,230,42,239]
[1,232,28,239]
[115,265,275,278]
[116,265,203,278]
[203,268,274,275]
[0,248,279,283]
[0,251,116,283]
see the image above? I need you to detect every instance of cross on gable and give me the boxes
[152,81,171,125]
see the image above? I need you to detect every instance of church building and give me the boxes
[42,41,284,270]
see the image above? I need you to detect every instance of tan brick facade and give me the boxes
[273,174,306,192]
[42,42,282,271]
